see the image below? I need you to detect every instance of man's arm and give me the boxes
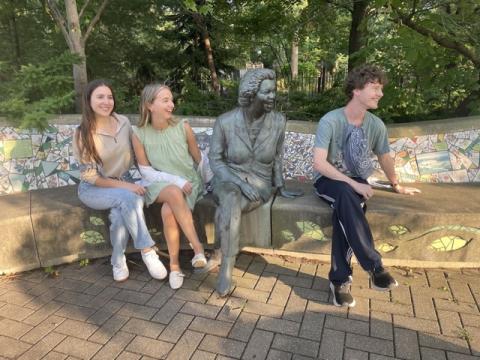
[313,147,374,200]
[377,153,421,195]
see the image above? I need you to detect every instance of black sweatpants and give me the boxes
[314,176,383,285]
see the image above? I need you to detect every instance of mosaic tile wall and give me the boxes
[281,129,480,183]
[0,125,478,195]
[389,130,480,183]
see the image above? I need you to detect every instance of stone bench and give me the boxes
[2,180,479,274]
[1,115,479,274]
[0,185,272,273]
[272,181,480,266]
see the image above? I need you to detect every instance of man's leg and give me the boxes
[315,177,397,290]
[315,176,382,272]
[330,210,354,285]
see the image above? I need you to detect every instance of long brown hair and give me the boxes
[76,79,116,165]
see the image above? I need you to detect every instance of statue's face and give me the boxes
[252,79,276,113]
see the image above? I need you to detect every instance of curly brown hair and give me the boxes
[345,64,387,100]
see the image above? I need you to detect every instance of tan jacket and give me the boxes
[73,113,133,184]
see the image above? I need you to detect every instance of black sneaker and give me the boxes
[370,267,398,291]
[330,281,356,307]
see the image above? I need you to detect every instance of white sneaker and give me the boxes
[112,258,129,282]
[169,271,185,289]
[141,250,167,280]
[191,253,207,268]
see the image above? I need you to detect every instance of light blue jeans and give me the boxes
[78,181,155,266]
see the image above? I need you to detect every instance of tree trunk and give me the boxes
[348,0,369,72]
[65,0,87,112]
[291,38,299,80]
[7,0,21,69]
[191,12,220,94]
[202,32,220,94]
[45,0,109,112]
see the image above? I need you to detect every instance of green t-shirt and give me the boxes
[314,107,390,179]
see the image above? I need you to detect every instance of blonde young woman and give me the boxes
[132,84,207,289]
[73,79,168,282]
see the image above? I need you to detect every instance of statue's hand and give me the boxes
[239,181,260,202]
[278,186,303,198]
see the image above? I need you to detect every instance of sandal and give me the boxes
[191,253,207,268]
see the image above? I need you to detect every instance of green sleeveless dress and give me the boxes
[134,119,203,209]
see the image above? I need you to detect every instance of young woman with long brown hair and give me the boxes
[74,79,171,282]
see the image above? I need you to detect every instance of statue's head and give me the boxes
[238,68,276,107]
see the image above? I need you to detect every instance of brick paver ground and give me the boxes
[0,253,479,359]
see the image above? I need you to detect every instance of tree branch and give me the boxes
[44,0,72,49]
[393,8,480,68]
[82,0,109,44]
[79,0,92,19]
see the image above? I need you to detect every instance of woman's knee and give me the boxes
[158,185,185,204]
[115,188,142,206]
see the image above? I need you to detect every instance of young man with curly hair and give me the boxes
[313,64,420,307]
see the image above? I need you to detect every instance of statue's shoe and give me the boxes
[216,279,235,297]
[216,256,236,297]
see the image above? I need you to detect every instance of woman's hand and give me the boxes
[125,182,146,195]
[182,181,193,195]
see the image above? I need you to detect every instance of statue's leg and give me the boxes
[213,182,247,296]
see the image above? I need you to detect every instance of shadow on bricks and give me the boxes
[0,253,478,360]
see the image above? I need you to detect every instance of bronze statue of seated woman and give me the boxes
[209,68,302,296]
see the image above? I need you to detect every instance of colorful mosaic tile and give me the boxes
[417,151,452,175]
[0,124,478,195]
[3,139,33,160]
[283,132,315,181]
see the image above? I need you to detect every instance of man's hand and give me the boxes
[239,181,260,201]
[351,181,374,200]
[278,186,304,198]
[393,184,421,195]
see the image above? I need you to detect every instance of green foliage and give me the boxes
[277,87,346,121]
[0,52,78,129]
[79,259,90,267]
[43,265,59,277]
[175,78,238,116]
[1,0,479,124]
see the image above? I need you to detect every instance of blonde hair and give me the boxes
[138,83,178,127]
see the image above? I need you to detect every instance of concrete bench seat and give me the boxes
[272,181,480,264]
[2,181,478,274]
[0,185,272,273]
[1,115,479,274]
[0,192,38,273]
